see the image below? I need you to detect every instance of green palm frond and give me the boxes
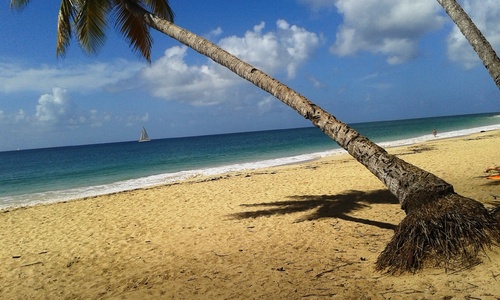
[75,0,111,55]
[10,0,31,10]
[56,0,78,58]
[12,0,174,61]
[113,1,153,62]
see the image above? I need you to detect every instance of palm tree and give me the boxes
[437,0,500,90]
[10,0,499,273]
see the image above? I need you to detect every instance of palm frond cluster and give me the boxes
[11,0,174,62]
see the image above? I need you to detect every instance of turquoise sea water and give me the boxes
[1,112,500,209]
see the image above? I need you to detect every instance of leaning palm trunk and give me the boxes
[437,0,500,90]
[123,2,499,273]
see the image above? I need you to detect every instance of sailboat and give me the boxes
[139,127,151,142]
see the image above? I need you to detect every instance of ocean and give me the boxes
[1,112,500,209]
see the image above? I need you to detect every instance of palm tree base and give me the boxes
[376,194,500,274]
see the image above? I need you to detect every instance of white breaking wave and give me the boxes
[0,149,346,210]
[378,124,500,148]
[2,124,499,210]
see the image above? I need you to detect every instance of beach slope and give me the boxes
[1,131,499,299]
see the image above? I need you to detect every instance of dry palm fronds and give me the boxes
[376,194,500,273]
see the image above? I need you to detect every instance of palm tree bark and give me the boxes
[437,0,500,90]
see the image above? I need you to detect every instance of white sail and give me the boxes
[139,127,151,142]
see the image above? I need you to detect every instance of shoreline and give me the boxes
[1,129,499,298]
[2,125,500,211]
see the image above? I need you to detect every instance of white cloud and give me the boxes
[36,87,75,122]
[34,87,114,128]
[141,20,320,106]
[205,27,223,40]
[446,0,500,69]
[141,46,238,106]
[1,19,319,112]
[1,19,320,134]
[330,0,445,64]
[0,60,143,94]
[219,20,320,78]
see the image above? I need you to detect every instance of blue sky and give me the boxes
[1,0,499,151]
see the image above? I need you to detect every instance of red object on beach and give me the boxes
[486,174,500,180]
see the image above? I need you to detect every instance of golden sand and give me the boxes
[1,130,499,299]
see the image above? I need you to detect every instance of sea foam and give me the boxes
[2,123,500,210]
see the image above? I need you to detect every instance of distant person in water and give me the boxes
[433,129,437,137]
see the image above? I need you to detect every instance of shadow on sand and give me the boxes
[229,189,400,230]
[483,179,500,186]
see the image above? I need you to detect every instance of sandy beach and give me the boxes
[1,130,499,299]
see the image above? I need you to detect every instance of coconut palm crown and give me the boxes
[11,0,174,62]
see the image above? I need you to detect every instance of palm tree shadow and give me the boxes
[229,189,399,230]
[483,179,500,186]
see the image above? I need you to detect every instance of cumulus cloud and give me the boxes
[330,0,445,64]
[2,19,319,124]
[219,19,320,78]
[141,46,237,106]
[141,20,320,106]
[36,87,76,122]
[446,0,500,69]
[2,19,319,111]
[34,87,113,128]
